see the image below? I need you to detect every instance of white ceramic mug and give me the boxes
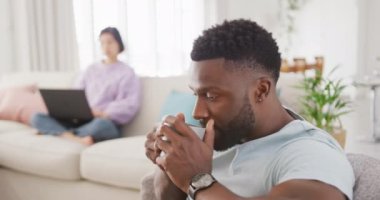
[159,124,205,156]
[188,124,206,140]
[160,123,205,140]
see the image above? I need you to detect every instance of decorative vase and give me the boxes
[331,128,346,149]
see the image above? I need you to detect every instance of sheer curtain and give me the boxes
[0,0,78,74]
[73,0,207,77]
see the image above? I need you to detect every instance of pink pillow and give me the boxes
[0,84,47,125]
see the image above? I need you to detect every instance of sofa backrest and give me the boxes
[0,72,77,89]
[348,153,380,199]
[122,76,191,136]
[0,72,192,137]
[0,72,305,137]
[124,73,305,136]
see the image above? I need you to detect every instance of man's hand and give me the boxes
[144,123,187,200]
[145,125,161,164]
[155,113,215,193]
[153,168,187,200]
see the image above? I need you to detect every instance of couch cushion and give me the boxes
[0,120,32,134]
[0,130,86,180]
[81,136,155,190]
[159,90,200,126]
[0,84,47,125]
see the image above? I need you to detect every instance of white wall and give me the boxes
[358,0,380,77]
[213,0,359,79]
[215,0,280,29]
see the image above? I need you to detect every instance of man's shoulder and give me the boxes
[272,127,351,178]
[280,120,343,152]
[272,129,354,200]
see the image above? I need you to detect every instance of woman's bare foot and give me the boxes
[60,132,94,146]
[80,136,94,146]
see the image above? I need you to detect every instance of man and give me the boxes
[145,19,354,200]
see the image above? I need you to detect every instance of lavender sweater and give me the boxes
[75,61,141,125]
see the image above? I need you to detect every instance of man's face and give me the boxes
[189,58,256,151]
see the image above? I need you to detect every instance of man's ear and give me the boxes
[253,77,272,103]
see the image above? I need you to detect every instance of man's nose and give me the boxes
[192,97,209,120]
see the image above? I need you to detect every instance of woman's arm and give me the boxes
[104,73,141,124]
[73,69,89,89]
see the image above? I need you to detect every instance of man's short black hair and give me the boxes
[100,27,125,53]
[191,19,281,82]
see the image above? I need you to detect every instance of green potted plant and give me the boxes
[297,67,352,148]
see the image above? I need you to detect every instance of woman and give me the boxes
[31,27,141,145]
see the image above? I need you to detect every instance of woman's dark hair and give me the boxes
[100,27,125,53]
[191,19,281,82]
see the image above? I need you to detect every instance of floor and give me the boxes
[343,89,380,160]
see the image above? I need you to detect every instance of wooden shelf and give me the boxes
[281,56,324,75]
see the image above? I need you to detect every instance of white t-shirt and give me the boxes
[189,112,355,199]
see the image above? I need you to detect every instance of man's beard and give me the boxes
[202,97,256,151]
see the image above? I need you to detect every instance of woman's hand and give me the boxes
[92,109,108,118]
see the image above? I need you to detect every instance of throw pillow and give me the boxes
[159,90,200,126]
[0,84,47,125]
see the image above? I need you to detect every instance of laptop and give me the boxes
[39,89,94,126]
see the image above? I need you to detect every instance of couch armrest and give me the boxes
[141,172,156,200]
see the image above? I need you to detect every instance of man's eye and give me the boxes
[206,93,216,101]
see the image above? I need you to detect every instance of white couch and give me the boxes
[0,72,303,200]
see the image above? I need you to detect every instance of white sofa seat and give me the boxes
[81,136,155,190]
[0,130,86,180]
[0,120,31,134]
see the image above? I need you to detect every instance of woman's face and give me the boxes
[100,33,120,58]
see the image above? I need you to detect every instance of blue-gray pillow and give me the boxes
[159,90,200,126]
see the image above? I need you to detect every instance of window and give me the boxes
[73,0,205,77]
